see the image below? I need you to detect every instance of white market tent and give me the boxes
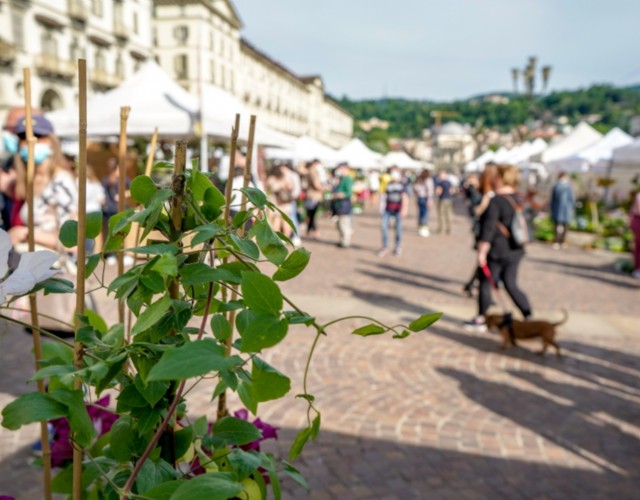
[200,84,296,148]
[382,151,423,170]
[263,136,340,167]
[547,128,633,174]
[604,139,640,199]
[47,61,203,138]
[612,139,640,165]
[464,150,495,172]
[337,138,383,170]
[533,122,602,164]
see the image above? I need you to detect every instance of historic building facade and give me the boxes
[0,0,153,118]
[0,0,352,148]
[152,0,352,148]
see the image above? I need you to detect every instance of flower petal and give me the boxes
[18,251,60,281]
[1,272,37,296]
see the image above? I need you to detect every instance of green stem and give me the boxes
[320,315,391,331]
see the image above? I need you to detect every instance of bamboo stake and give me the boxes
[217,114,241,420]
[126,128,158,337]
[169,141,187,304]
[117,107,130,325]
[72,58,88,500]
[239,116,257,237]
[23,67,53,500]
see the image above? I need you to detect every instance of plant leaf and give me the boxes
[211,417,262,446]
[147,339,243,381]
[210,314,232,342]
[170,472,243,500]
[1,392,66,429]
[283,461,310,491]
[273,248,310,281]
[289,427,311,461]
[59,220,78,248]
[86,211,103,239]
[251,219,288,265]
[239,313,288,353]
[142,480,187,500]
[241,272,283,315]
[352,324,387,336]
[131,295,172,336]
[408,312,443,332]
[131,175,158,205]
[240,187,268,208]
[49,389,96,448]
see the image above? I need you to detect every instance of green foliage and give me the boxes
[339,83,640,138]
[0,162,442,498]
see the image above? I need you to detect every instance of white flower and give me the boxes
[0,229,60,305]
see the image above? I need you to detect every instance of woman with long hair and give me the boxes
[462,163,498,296]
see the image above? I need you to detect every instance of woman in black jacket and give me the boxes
[464,164,532,331]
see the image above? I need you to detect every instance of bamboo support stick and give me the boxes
[117,107,130,325]
[217,114,241,420]
[72,58,88,500]
[126,128,158,337]
[23,67,53,500]
[169,141,187,304]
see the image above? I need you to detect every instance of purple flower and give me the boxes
[233,409,279,451]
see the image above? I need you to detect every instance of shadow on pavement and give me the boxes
[427,324,640,399]
[528,256,639,289]
[438,367,640,479]
[353,268,464,299]
[273,425,637,499]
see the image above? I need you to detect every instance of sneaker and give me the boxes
[393,247,402,256]
[291,236,302,248]
[632,269,640,280]
[463,317,487,333]
[123,255,135,267]
[106,255,117,266]
[418,227,430,237]
[552,243,560,250]
[377,247,389,257]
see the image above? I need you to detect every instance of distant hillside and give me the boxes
[337,84,640,140]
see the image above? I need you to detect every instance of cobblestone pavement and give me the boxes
[1,201,638,499]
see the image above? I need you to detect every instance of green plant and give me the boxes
[1,151,440,499]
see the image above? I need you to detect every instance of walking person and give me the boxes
[465,165,533,331]
[331,163,353,248]
[435,170,454,234]
[462,165,498,296]
[414,169,434,237]
[378,166,408,256]
[550,172,575,250]
[303,159,325,239]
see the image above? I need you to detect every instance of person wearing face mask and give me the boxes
[377,166,409,257]
[9,115,78,251]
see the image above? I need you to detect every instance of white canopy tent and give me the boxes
[532,122,602,164]
[546,128,633,174]
[263,135,340,167]
[382,151,424,170]
[337,138,383,170]
[47,61,203,138]
[464,150,495,172]
[612,139,640,165]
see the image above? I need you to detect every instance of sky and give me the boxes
[234,0,640,101]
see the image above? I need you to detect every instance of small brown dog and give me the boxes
[484,310,568,356]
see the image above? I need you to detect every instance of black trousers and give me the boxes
[478,253,532,318]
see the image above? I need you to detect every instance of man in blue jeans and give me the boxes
[378,166,409,256]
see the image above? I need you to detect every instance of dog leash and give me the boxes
[481,264,516,343]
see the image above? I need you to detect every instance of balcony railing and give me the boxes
[68,0,88,21]
[0,39,17,64]
[34,54,75,79]
[90,69,122,88]
[113,20,129,39]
